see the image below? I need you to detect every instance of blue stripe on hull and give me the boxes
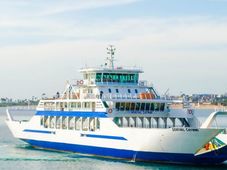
[83,134,127,141]
[23,129,55,134]
[23,130,127,141]
[35,111,107,118]
[20,139,227,165]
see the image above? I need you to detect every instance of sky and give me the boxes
[0,0,227,99]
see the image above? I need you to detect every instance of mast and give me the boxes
[106,45,116,69]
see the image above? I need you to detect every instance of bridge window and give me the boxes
[99,73,139,83]
[135,89,138,93]
[116,89,119,93]
[108,88,112,93]
[128,89,131,93]
[96,73,102,82]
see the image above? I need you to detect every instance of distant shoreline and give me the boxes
[171,103,227,110]
[1,103,226,110]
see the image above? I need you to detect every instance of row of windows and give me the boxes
[96,73,139,83]
[106,89,138,93]
[113,117,186,128]
[43,102,97,110]
[84,73,96,80]
[115,102,165,112]
[41,116,100,131]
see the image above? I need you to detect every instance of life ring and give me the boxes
[77,80,84,85]
[108,108,113,114]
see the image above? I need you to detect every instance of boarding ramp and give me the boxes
[201,110,227,129]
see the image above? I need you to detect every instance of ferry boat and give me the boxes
[5,46,227,164]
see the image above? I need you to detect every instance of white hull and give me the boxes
[6,112,224,164]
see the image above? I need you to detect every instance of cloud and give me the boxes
[0,1,227,98]
[1,0,227,49]
[0,0,140,18]
[1,14,227,97]
[39,0,140,16]
[1,16,227,49]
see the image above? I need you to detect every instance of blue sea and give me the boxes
[1,107,227,170]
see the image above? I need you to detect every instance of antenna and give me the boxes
[106,45,116,69]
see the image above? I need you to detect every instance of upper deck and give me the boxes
[79,67,144,87]
[37,46,169,112]
[35,46,198,130]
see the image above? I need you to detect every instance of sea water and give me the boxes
[1,107,227,170]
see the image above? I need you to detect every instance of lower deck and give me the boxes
[37,110,191,132]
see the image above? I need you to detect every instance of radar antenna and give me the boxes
[106,45,116,69]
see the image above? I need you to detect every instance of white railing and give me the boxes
[71,79,153,87]
[95,80,152,87]
[101,94,139,100]
[42,92,157,101]
[80,66,143,72]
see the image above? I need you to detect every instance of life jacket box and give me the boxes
[139,93,155,99]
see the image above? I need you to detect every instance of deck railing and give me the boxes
[82,93,157,100]
[73,80,152,87]
[42,93,158,101]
